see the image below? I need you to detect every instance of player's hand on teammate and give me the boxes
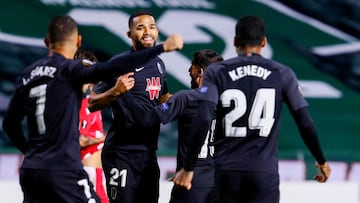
[169,168,194,190]
[314,161,331,183]
[159,93,172,103]
[163,34,184,52]
[110,72,135,96]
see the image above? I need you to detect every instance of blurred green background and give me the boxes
[1,0,359,179]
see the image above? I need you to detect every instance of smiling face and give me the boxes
[128,14,158,51]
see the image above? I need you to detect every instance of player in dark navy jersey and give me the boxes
[87,11,174,203]
[167,50,223,203]
[185,15,331,203]
[122,49,223,203]
[2,15,183,203]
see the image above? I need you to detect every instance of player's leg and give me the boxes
[169,186,213,203]
[214,170,244,203]
[95,167,110,203]
[21,168,100,203]
[248,172,280,203]
[102,149,142,203]
[84,166,109,203]
[135,151,160,203]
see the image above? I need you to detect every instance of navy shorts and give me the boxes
[20,168,100,203]
[214,170,279,203]
[170,161,215,203]
[102,149,160,203]
[169,186,214,203]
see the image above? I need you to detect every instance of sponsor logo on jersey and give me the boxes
[135,67,145,72]
[146,77,161,100]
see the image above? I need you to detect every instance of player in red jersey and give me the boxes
[75,49,110,203]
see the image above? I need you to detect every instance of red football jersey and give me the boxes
[79,95,105,160]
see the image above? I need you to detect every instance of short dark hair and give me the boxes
[47,15,78,43]
[235,15,265,47]
[192,49,223,69]
[74,49,98,63]
[128,11,154,28]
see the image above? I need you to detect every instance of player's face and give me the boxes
[129,15,158,51]
[189,64,201,88]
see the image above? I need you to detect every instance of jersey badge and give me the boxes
[157,62,164,75]
[160,103,169,111]
[198,86,208,94]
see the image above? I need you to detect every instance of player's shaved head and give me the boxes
[47,15,78,43]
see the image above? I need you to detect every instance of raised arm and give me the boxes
[88,72,135,112]
[122,89,195,127]
[108,33,184,73]
[76,34,184,84]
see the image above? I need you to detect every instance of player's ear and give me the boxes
[198,67,204,77]
[77,34,82,48]
[261,37,267,47]
[44,37,49,48]
[127,31,131,38]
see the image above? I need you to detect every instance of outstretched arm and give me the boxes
[122,90,193,127]
[80,34,184,84]
[88,72,135,112]
[291,106,331,182]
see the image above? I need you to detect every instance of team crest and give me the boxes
[110,187,117,200]
[199,86,208,93]
[157,62,164,75]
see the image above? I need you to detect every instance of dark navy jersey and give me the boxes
[93,48,169,151]
[123,88,215,186]
[175,99,215,188]
[155,90,215,169]
[2,45,165,170]
[200,53,308,174]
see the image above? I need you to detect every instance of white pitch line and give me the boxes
[254,0,357,41]
[254,0,360,56]
[311,41,360,56]
[0,32,44,47]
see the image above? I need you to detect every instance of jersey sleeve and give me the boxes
[2,88,28,153]
[291,107,326,164]
[153,90,191,124]
[200,63,220,104]
[182,100,216,171]
[281,68,308,111]
[69,44,165,84]
[92,79,114,94]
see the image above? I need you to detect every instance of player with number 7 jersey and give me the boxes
[2,15,183,203]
